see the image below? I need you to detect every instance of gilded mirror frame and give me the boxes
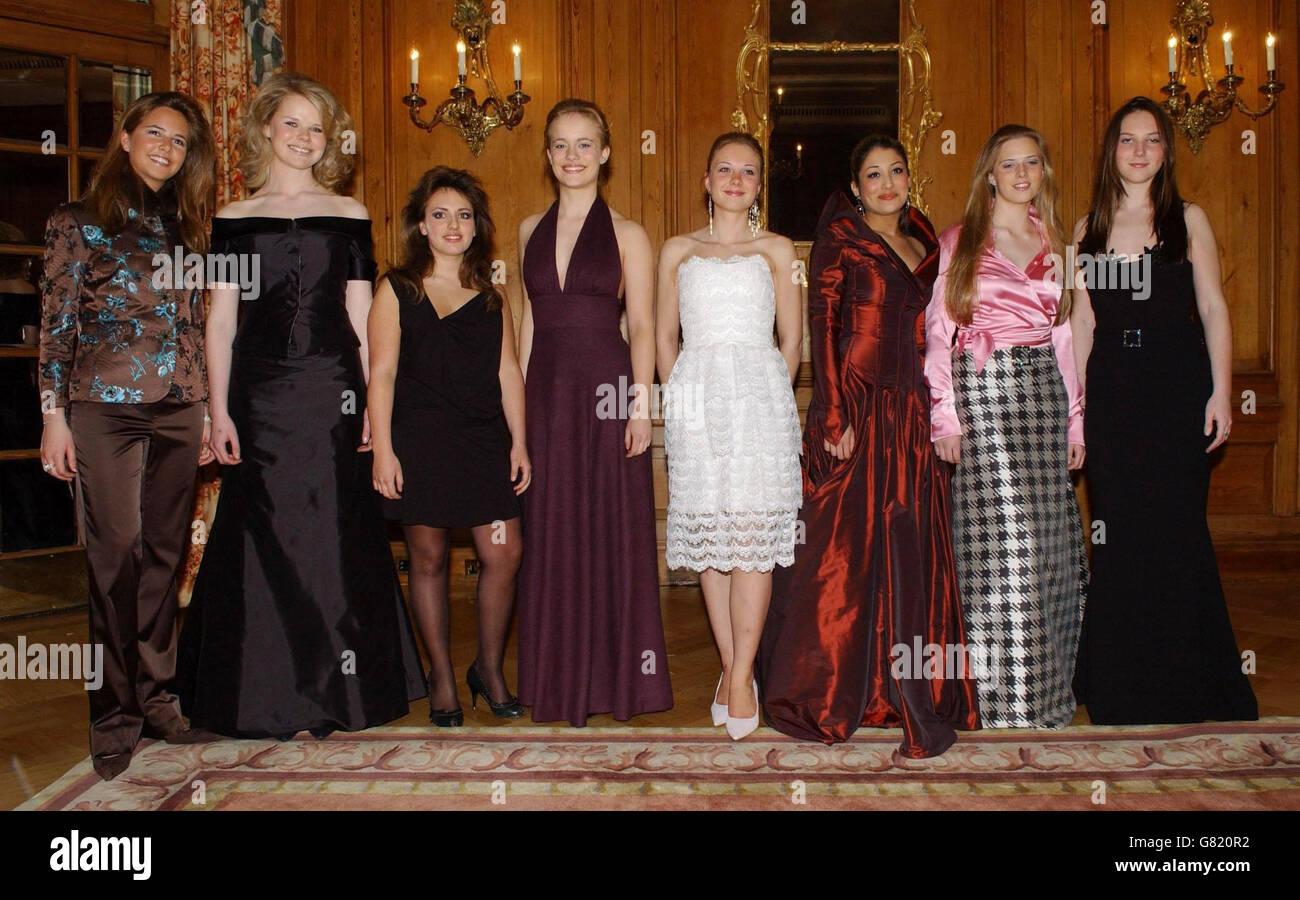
[732,0,941,222]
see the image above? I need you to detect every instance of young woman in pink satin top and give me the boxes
[924,124,1088,729]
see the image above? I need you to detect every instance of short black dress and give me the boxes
[383,275,521,527]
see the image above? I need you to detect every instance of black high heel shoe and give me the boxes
[427,670,464,728]
[466,662,525,718]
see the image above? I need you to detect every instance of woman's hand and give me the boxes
[934,434,961,464]
[822,424,856,461]
[198,415,215,466]
[372,448,403,499]
[625,417,651,457]
[358,408,372,452]
[1204,392,1231,452]
[510,443,532,495]
[40,417,77,481]
[209,413,242,465]
[1068,442,1086,470]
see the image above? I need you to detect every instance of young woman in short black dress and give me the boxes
[369,167,531,725]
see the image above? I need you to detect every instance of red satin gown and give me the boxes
[757,191,980,757]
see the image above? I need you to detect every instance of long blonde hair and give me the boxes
[236,72,356,193]
[946,124,1069,325]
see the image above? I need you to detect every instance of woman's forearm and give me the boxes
[1201,302,1233,398]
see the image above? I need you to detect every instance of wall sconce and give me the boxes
[402,0,530,156]
[1160,0,1283,153]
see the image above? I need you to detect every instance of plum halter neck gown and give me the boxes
[517,195,673,726]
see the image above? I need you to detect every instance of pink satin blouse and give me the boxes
[924,210,1084,446]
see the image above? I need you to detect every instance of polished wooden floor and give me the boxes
[3,574,1298,810]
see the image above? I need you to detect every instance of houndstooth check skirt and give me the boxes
[949,345,1088,728]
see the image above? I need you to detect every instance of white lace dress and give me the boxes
[664,254,803,572]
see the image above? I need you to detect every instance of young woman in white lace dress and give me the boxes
[655,132,802,740]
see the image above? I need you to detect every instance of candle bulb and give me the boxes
[410,49,419,85]
[1223,31,1233,67]
[1168,36,1178,76]
[513,43,521,82]
[457,40,466,78]
[1267,33,1277,73]
[776,86,784,104]
[795,143,803,160]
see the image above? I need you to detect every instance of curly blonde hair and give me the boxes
[236,72,355,193]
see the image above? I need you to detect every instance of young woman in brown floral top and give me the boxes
[37,91,217,781]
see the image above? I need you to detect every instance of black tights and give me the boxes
[403,517,523,710]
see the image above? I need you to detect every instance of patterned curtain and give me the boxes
[171,0,284,604]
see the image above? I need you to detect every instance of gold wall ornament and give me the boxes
[1160,0,1284,153]
[731,0,940,218]
[402,0,530,157]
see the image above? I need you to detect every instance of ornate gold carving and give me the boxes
[1161,0,1284,153]
[403,0,530,156]
[732,0,941,216]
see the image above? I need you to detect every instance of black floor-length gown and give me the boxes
[177,216,426,737]
[1074,246,1257,724]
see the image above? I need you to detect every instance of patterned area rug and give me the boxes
[21,719,1300,810]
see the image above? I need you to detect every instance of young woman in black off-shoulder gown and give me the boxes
[177,74,425,740]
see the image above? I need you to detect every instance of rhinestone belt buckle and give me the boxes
[1010,345,1032,369]
[1121,329,1142,348]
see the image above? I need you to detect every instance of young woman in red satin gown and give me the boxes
[758,136,980,757]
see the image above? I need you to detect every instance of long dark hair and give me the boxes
[1080,96,1186,260]
[82,91,214,253]
[386,166,501,310]
[849,133,912,235]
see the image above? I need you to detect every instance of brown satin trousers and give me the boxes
[69,398,202,760]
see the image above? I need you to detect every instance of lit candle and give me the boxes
[410,49,419,85]
[1168,36,1178,75]
[457,41,467,78]
[1267,33,1277,72]
[1222,31,1233,67]
[795,143,803,160]
[776,86,784,104]
[513,43,521,82]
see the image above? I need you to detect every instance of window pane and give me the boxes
[79,60,152,149]
[0,459,78,552]
[0,358,41,448]
[79,153,101,197]
[0,245,40,346]
[0,151,69,248]
[0,48,68,145]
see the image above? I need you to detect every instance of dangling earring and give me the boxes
[853,193,867,217]
[748,200,760,238]
[708,195,714,237]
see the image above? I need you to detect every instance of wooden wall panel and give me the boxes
[283,0,1298,549]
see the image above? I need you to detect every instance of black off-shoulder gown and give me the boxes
[177,216,426,738]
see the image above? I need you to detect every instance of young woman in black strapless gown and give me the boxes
[177,74,425,739]
[368,167,531,726]
[1070,97,1257,724]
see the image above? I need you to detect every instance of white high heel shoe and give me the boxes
[710,673,728,727]
[725,677,760,741]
